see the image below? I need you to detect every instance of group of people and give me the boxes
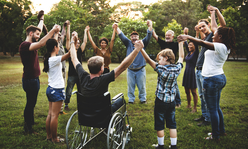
[19,4,235,148]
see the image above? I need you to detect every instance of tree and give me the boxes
[101,17,159,62]
[0,0,32,56]
[222,7,248,60]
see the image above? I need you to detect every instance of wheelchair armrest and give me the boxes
[112,93,124,102]
[72,90,78,95]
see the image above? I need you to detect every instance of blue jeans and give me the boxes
[175,82,181,105]
[196,70,210,122]
[22,77,40,130]
[203,74,226,139]
[127,67,146,102]
[65,76,79,104]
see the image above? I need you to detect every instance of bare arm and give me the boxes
[37,15,44,32]
[208,5,226,33]
[80,27,88,52]
[65,22,71,50]
[177,35,214,50]
[29,25,60,51]
[114,40,144,78]
[87,27,97,50]
[61,51,70,62]
[113,23,122,35]
[109,26,116,52]
[152,30,158,41]
[70,32,80,69]
[140,49,156,69]
[177,41,184,63]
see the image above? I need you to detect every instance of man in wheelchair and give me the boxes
[66,31,143,149]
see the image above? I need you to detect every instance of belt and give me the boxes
[128,66,145,71]
[196,66,202,70]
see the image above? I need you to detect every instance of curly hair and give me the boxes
[217,27,236,51]
[99,37,109,45]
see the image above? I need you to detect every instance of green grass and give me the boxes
[0,55,248,149]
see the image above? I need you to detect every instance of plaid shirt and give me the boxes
[154,62,183,103]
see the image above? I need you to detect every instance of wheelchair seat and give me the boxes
[77,92,112,128]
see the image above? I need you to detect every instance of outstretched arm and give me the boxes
[65,21,71,50]
[80,27,88,52]
[109,25,117,52]
[87,26,97,50]
[70,31,80,69]
[37,15,44,32]
[114,40,144,78]
[152,30,158,41]
[140,49,156,69]
[177,35,214,50]
[29,25,61,51]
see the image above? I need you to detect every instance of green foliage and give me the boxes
[144,0,202,37]
[0,0,32,56]
[222,7,248,59]
[162,19,183,42]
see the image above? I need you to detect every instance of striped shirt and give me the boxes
[154,62,183,103]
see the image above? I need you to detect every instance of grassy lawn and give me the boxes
[0,55,247,149]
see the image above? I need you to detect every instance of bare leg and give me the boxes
[50,101,63,142]
[46,102,53,140]
[157,130,164,137]
[184,87,192,108]
[191,88,198,113]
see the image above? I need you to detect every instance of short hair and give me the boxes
[156,48,175,64]
[26,25,41,36]
[130,31,139,36]
[165,30,174,36]
[198,19,210,25]
[99,37,109,45]
[87,56,104,74]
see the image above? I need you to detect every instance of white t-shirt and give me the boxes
[202,43,230,77]
[48,56,64,88]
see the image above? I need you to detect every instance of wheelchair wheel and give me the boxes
[107,112,124,149]
[66,111,82,149]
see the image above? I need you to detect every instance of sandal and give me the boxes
[52,137,65,143]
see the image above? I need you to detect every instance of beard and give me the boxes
[32,35,37,42]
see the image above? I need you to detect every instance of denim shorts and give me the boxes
[154,97,176,130]
[46,86,65,102]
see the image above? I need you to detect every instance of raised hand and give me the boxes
[64,20,70,27]
[207,5,217,14]
[53,24,61,33]
[147,20,152,27]
[112,23,118,29]
[134,40,144,50]
[85,26,90,31]
[184,27,189,35]
[195,25,199,31]
[177,35,188,42]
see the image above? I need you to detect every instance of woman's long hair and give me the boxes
[43,39,58,73]
[218,27,236,51]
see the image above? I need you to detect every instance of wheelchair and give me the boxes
[65,91,132,149]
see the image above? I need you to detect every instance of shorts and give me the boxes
[154,97,177,131]
[46,86,65,102]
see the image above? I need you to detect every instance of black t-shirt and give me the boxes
[76,64,115,97]
[157,37,178,57]
[68,48,83,76]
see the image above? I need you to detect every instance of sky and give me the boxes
[30,0,159,14]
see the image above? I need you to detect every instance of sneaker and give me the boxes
[204,136,220,141]
[169,145,178,149]
[197,120,210,126]
[152,144,164,149]
[59,111,67,115]
[194,115,204,121]
[141,101,147,104]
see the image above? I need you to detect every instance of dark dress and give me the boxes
[182,42,199,88]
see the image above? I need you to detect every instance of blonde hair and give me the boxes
[156,48,175,64]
